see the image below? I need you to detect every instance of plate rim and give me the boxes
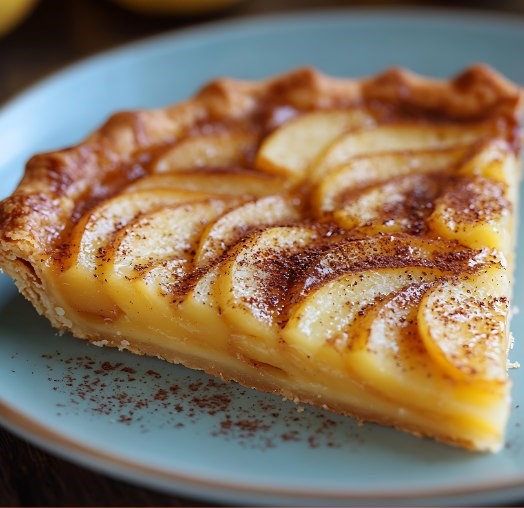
[1,6,524,504]
[2,398,524,504]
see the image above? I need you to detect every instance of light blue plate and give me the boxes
[1,9,523,506]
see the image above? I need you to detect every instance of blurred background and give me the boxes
[1,0,524,506]
[1,0,524,105]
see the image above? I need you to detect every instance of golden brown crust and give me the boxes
[362,65,523,119]
[1,65,521,253]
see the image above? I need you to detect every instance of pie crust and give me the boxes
[0,65,521,451]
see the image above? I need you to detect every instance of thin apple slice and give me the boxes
[283,234,487,356]
[112,258,193,342]
[314,146,468,213]
[175,264,232,349]
[458,140,514,183]
[215,226,317,365]
[56,189,212,318]
[102,198,242,316]
[119,261,232,351]
[457,140,520,220]
[194,195,300,268]
[255,109,375,180]
[347,282,509,449]
[428,175,511,250]
[348,282,446,398]
[418,265,509,384]
[333,174,440,234]
[293,235,482,301]
[309,122,491,182]
[153,131,258,173]
[123,168,289,197]
[65,189,214,271]
[283,266,439,357]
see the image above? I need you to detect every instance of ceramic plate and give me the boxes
[1,9,524,506]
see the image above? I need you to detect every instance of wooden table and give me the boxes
[1,0,523,505]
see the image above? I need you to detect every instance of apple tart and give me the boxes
[0,65,521,451]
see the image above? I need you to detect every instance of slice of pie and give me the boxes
[0,65,521,451]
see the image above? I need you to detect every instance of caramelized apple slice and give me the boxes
[123,168,289,197]
[102,198,242,316]
[56,189,212,318]
[194,195,300,268]
[314,146,468,213]
[309,122,491,182]
[428,176,510,250]
[215,226,317,365]
[418,265,509,384]
[255,109,375,179]
[153,131,258,173]
[334,174,440,234]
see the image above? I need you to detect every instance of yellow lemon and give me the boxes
[0,0,38,36]
[112,0,244,16]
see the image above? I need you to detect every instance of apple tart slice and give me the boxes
[0,65,521,451]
